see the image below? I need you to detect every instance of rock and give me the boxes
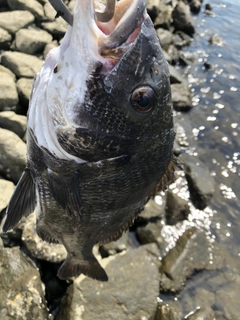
[0,65,16,80]
[41,19,68,39]
[171,82,192,111]
[56,244,160,320]
[193,288,215,312]
[208,34,224,46]
[0,10,34,34]
[0,179,15,212]
[203,61,212,70]
[0,246,49,319]
[22,212,67,263]
[146,0,161,21]
[43,40,59,59]
[154,5,173,30]
[0,111,26,138]
[1,51,43,78]
[136,220,164,249]
[172,1,195,36]
[0,128,27,183]
[160,228,211,292]
[205,3,212,11]
[189,0,202,14]
[99,232,129,257]
[155,301,180,320]
[7,0,45,21]
[165,190,190,225]
[0,27,12,50]
[17,77,33,108]
[43,1,57,21]
[0,72,19,111]
[156,28,173,50]
[181,154,215,210]
[139,198,165,223]
[169,65,186,84]
[15,28,53,54]
[167,45,180,65]
[172,31,193,49]
[179,51,197,66]
[185,307,215,319]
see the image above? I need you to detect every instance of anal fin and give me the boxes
[2,168,36,232]
[58,254,108,282]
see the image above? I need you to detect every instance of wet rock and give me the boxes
[205,3,212,11]
[172,31,193,49]
[185,307,215,319]
[179,51,197,66]
[0,179,15,212]
[0,246,49,319]
[169,65,186,84]
[139,198,165,223]
[181,154,215,210]
[56,244,160,320]
[172,1,195,36]
[189,0,202,14]
[0,111,26,138]
[171,82,192,111]
[0,27,12,50]
[160,228,211,292]
[17,77,33,109]
[208,34,224,46]
[165,190,190,225]
[99,231,129,257]
[193,288,215,312]
[0,10,34,34]
[15,28,53,55]
[1,51,43,78]
[0,65,16,80]
[0,128,27,183]
[0,72,19,110]
[146,0,161,21]
[22,212,67,263]
[166,45,180,65]
[203,61,212,70]
[154,5,173,30]
[41,19,68,39]
[7,0,45,21]
[156,28,173,50]
[155,301,180,320]
[136,220,164,249]
[43,40,59,59]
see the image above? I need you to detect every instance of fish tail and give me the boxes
[57,254,108,282]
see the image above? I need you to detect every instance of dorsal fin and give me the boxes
[2,168,36,232]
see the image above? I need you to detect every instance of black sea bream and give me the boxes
[3,0,178,281]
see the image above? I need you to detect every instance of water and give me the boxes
[160,1,240,316]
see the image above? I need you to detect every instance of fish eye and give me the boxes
[131,86,156,114]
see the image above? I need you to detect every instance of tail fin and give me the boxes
[2,168,36,232]
[57,254,108,282]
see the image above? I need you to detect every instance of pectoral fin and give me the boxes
[2,168,36,232]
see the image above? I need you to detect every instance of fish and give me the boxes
[2,0,178,281]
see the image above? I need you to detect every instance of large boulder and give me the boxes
[0,72,19,110]
[0,10,34,34]
[0,111,27,138]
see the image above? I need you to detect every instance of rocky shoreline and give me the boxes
[0,0,239,319]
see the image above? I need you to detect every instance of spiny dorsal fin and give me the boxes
[2,168,36,232]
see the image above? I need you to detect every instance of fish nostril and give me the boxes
[95,0,116,23]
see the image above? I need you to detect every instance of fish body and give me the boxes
[3,0,177,281]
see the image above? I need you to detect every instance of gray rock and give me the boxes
[99,231,129,257]
[56,244,160,320]
[0,111,26,138]
[0,27,12,50]
[0,10,34,34]
[169,65,186,84]
[146,0,161,21]
[155,301,180,320]
[185,307,215,320]
[0,72,19,111]
[167,45,180,65]
[181,154,215,210]
[173,31,193,49]
[179,51,197,66]
[22,212,67,263]
[17,77,33,108]
[1,51,43,78]
[0,65,16,80]
[15,28,53,54]
[0,246,49,319]
[7,0,45,21]
[156,28,173,50]
[160,228,210,292]
[0,128,27,183]
[171,82,192,111]
[0,179,15,212]
[194,288,215,312]
[41,19,68,38]
[43,40,59,59]
[136,220,164,249]
[208,34,224,46]
[139,198,165,222]
[154,5,173,30]
[189,0,202,14]
[172,1,195,36]
[165,190,190,225]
